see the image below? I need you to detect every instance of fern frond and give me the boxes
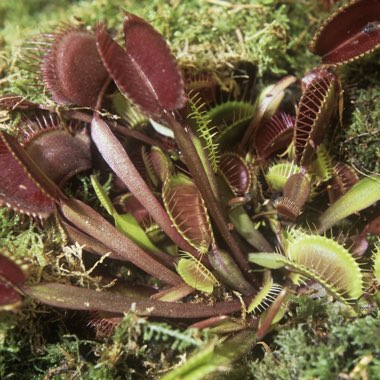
[142,321,203,351]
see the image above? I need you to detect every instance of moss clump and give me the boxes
[337,86,380,175]
[0,310,208,379]
[1,0,331,103]
[220,298,380,380]
[336,49,380,175]
[0,209,60,269]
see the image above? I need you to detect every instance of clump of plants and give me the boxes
[0,0,379,378]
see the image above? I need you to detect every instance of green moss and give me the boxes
[337,86,380,174]
[0,310,208,379]
[0,0,331,103]
[0,209,63,277]
[335,45,380,175]
[217,298,379,380]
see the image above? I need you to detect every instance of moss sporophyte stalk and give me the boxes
[0,0,379,378]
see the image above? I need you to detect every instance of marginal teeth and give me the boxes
[309,0,380,65]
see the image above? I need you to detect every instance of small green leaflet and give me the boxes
[248,252,285,269]
[90,175,161,254]
[161,329,256,380]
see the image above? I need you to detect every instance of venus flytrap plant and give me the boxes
[249,228,364,305]
[95,13,250,277]
[1,1,380,378]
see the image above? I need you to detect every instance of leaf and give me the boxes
[96,13,186,117]
[319,176,380,232]
[373,243,380,282]
[208,247,253,294]
[254,112,294,159]
[294,68,338,165]
[0,253,26,310]
[90,175,114,215]
[91,175,157,252]
[41,28,109,107]
[117,213,162,254]
[142,145,173,187]
[177,254,219,294]
[275,172,311,221]
[151,283,194,302]
[161,329,256,380]
[309,0,380,65]
[265,161,301,191]
[219,153,251,196]
[248,252,285,269]
[310,144,334,184]
[163,173,214,254]
[247,271,283,314]
[62,221,123,261]
[60,198,182,286]
[327,162,359,203]
[0,131,57,218]
[256,288,288,340]
[205,100,255,149]
[149,119,175,138]
[92,175,161,254]
[23,120,92,187]
[240,75,297,148]
[90,116,194,254]
[188,94,220,171]
[229,206,273,252]
[285,229,364,300]
[25,282,243,318]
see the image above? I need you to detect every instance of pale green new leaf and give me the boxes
[91,175,161,254]
[248,252,285,269]
[319,176,380,232]
[161,330,256,380]
[229,206,273,252]
[115,213,162,254]
[91,175,114,215]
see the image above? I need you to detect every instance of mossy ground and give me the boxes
[0,0,379,379]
